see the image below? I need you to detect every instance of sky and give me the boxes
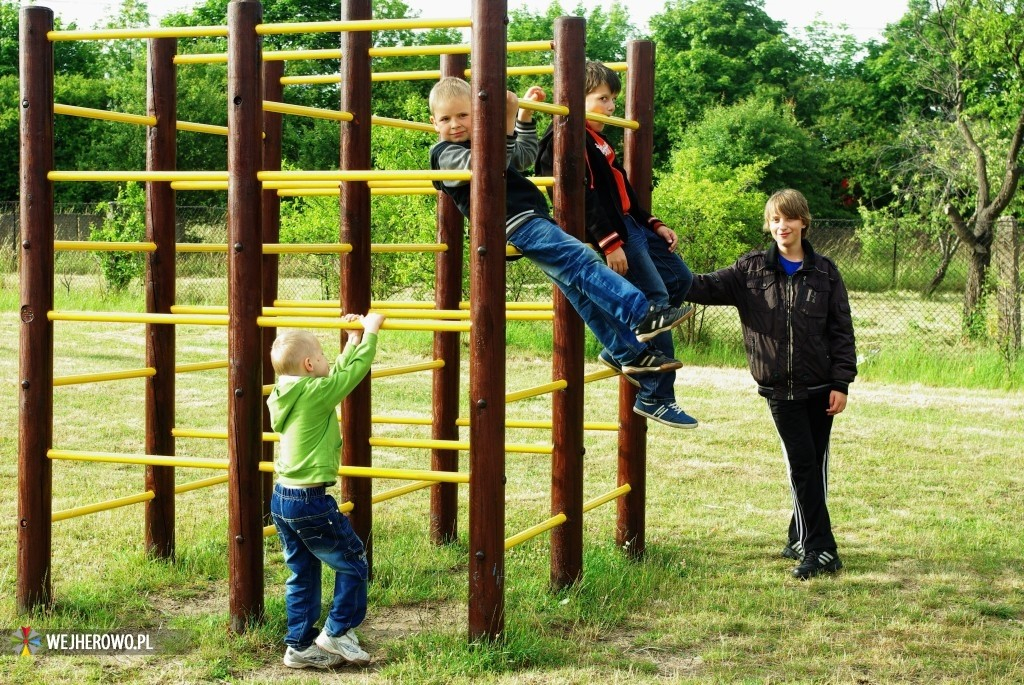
[34,0,910,43]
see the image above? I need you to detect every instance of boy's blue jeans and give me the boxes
[271,483,368,648]
[508,216,650,364]
[619,215,693,402]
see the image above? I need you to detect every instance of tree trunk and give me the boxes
[962,223,993,334]
[925,233,960,297]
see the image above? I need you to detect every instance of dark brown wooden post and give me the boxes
[144,37,178,560]
[17,4,54,612]
[261,60,284,524]
[616,40,655,560]
[340,0,374,570]
[468,0,507,641]
[226,0,264,632]
[550,17,586,590]
[430,53,467,546]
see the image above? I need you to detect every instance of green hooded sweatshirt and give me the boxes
[267,333,378,486]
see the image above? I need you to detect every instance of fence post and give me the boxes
[995,216,1021,354]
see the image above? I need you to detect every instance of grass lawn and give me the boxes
[1,306,1022,684]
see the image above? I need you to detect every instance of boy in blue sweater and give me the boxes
[268,313,384,669]
[428,76,693,374]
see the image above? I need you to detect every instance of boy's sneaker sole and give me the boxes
[635,304,695,343]
[620,355,683,375]
[597,351,640,387]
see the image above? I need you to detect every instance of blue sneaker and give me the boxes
[597,349,640,387]
[632,398,698,429]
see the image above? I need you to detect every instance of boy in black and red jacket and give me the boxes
[537,61,698,429]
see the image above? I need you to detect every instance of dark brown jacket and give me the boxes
[686,239,857,399]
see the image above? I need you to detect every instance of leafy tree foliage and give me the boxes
[90,181,147,290]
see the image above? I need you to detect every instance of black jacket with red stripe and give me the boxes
[536,124,662,255]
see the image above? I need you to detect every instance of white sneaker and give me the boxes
[316,629,370,667]
[283,643,344,669]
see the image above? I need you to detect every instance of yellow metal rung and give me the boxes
[505,513,567,550]
[52,491,155,522]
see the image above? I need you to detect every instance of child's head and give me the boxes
[429,77,473,143]
[764,189,811,235]
[271,330,329,377]
[584,61,621,98]
[583,61,621,132]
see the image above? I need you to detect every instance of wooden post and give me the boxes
[17,4,54,612]
[340,0,374,572]
[550,17,586,590]
[226,0,265,632]
[430,53,467,545]
[468,0,508,641]
[616,40,655,560]
[261,59,284,523]
[144,37,178,559]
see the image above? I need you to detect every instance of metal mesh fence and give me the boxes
[2,203,1020,353]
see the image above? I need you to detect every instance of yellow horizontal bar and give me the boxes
[583,484,631,513]
[176,360,229,373]
[174,53,228,65]
[505,513,566,550]
[279,187,438,197]
[518,100,569,117]
[282,74,342,86]
[255,460,470,484]
[284,61,626,87]
[171,182,226,191]
[256,17,471,36]
[54,367,155,387]
[186,40,553,66]
[52,491,155,522]
[172,428,278,442]
[369,415,618,432]
[373,480,433,504]
[372,360,444,379]
[371,243,448,254]
[371,115,434,133]
[175,474,229,494]
[264,47,341,61]
[458,301,553,311]
[54,103,155,127]
[586,111,640,131]
[176,120,229,136]
[258,316,470,332]
[258,170,470,182]
[584,368,620,384]
[506,380,567,404]
[50,171,228,182]
[49,449,228,470]
[49,26,227,41]
[264,243,353,255]
[274,299,434,309]
[54,240,156,252]
[50,311,227,326]
[369,436,552,455]
[263,100,353,122]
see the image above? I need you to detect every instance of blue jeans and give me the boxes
[619,215,693,402]
[508,216,649,364]
[271,483,368,648]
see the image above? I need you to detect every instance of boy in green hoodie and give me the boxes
[267,312,384,670]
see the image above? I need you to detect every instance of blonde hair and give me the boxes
[764,189,812,234]
[429,76,472,115]
[270,330,321,376]
[584,60,621,96]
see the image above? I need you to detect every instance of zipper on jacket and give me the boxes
[785,274,795,400]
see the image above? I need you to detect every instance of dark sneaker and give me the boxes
[633,304,694,343]
[283,644,344,669]
[633,398,698,429]
[620,350,683,375]
[597,349,640,387]
[781,539,804,561]
[792,549,842,580]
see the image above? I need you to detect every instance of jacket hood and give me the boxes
[267,375,307,433]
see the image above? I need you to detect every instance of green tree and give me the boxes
[867,0,1024,332]
[649,0,802,162]
[91,181,147,291]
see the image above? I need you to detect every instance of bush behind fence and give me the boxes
[2,202,1020,354]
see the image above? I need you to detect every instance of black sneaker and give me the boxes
[634,304,695,343]
[792,549,842,580]
[781,539,804,561]
[597,349,640,387]
[620,350,683,375]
